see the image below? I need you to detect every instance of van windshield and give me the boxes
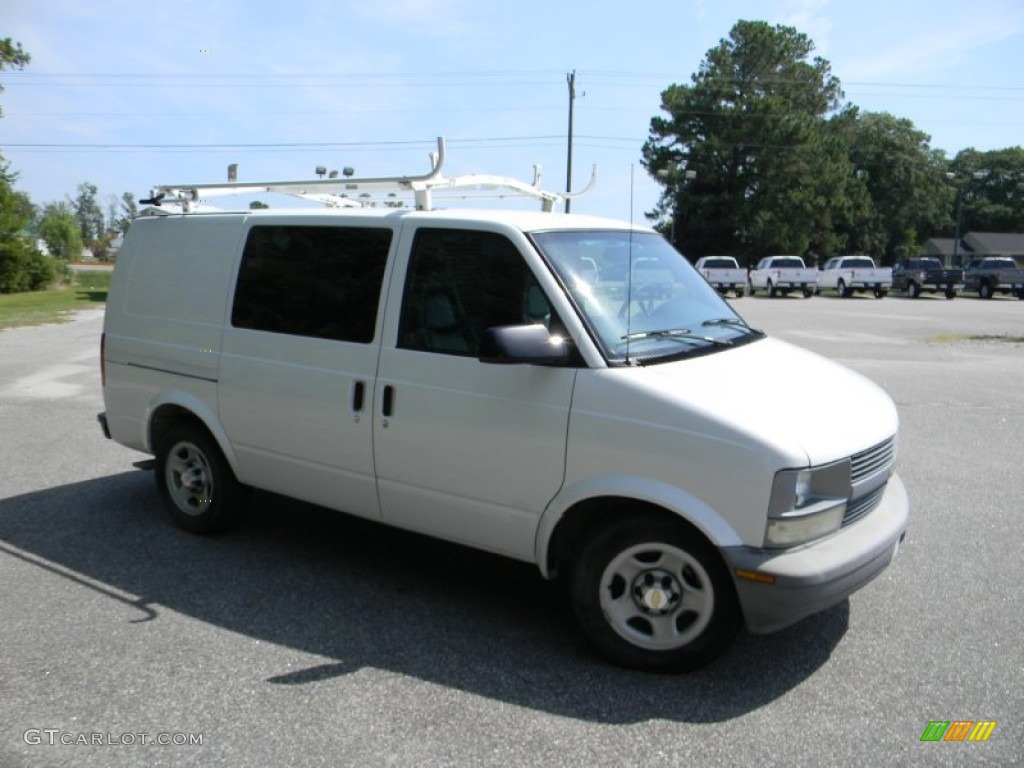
[531,231,762,364]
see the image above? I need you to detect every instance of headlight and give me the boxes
[765,461,851,548]
[794,469,813,508]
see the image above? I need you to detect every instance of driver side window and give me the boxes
[398,228,559,356]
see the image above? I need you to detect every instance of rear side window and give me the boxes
[231,225,391,343]
[398,228,557,356]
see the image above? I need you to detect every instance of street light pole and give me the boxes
[946,170,987,267]
[953,185,963,267]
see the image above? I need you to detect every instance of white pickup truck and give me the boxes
[748,256,817,298]
[695,256,746,297]
[817,255,892,298]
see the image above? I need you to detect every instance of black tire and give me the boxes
[979,281,993,299]
[767,280,776,298]
[837,279,848,298]
[569,515,740,672]
[908,281,921,299]
[734,288,745,298]
[748,283,756,296]
[945,287,957,300]
[154,422,245,534]
[802,288,814,298]
[874,288,887,299]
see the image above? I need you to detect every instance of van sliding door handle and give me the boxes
[352,380,365,412]
[382,385,394,417]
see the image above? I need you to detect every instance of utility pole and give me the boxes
[565,70,575,213]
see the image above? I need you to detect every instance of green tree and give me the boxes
[71,182,105,243]
[642,20,845,264]
[0,38,31,120]
[0,169,54,293]
[839,110,952,261]
[949,147,1024,234]
[0,39,54,293]
[39,202,83,261]
[109,191,139,234]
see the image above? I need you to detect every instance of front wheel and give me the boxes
[155,422,245,534]
[979,281,993,299]
[945,287,957,300]
[570,516,740,672]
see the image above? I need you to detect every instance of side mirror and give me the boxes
[479,324,570,365]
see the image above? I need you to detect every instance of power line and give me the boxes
[4,69,1022,91]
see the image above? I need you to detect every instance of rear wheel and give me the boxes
[979,281,993,299]
[767,280,776,298]
[908,281,921,299]
[154,422,245,534]
[570,516,740,672]
[837,279,848,298]
[945,287,957,299]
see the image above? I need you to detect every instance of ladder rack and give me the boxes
[140,137,597,213]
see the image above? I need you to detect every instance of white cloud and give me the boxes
[838,13,1020,81]
[783,0,834,55]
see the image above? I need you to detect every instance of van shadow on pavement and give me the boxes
[0,471,848,724]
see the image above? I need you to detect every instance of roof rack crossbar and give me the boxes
[141,137,596,213]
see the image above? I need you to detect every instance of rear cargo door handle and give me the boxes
[382,385,394,417]
[352,380,365,412]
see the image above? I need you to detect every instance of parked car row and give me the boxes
[696,254,1024,299]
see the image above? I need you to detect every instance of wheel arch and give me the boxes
[145,393,240,476]
[536,477,743,580]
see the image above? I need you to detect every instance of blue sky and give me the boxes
[2,0,1023,221]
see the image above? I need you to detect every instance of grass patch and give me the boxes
[0,270,112,330]
[928,332,1024,344]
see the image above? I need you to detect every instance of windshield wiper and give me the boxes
[622,328,732,346]
[701,318,763,334]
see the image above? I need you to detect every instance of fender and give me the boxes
[144,387,240,476]
[534,473,745,578]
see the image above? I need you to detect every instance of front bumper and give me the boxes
[722,474,909,633]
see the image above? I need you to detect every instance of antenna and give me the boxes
[566,70,576,214]
[626,164,635,363]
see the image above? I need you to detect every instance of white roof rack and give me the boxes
[140,137,597,213]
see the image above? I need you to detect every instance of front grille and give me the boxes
[843,482,886,527]
[851,437,895,482]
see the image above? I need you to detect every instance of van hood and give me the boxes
[639,337,898,466]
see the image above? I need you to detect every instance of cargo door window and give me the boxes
[398,228,560,356]
[231,225,392,343]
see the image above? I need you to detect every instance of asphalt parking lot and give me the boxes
[0,295,1021,767]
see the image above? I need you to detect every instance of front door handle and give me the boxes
[382,385,394,417]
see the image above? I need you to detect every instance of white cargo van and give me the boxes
[98,147,908,671]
